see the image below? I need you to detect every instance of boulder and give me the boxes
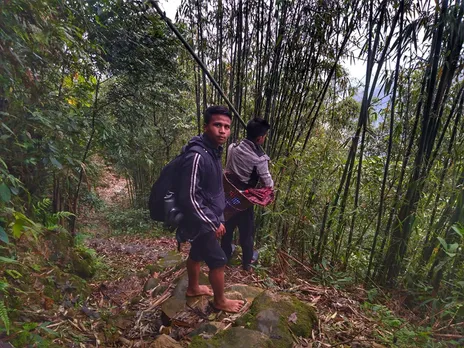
[144,278,160,292]
[157,250,185,270]
[236,290,317,347]
[149,334,182,348]
[189,327,272,348]
[188,321,226,338]
[161,272,210,319]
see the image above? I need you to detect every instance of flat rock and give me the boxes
[189,327,272,348]
[161,272,211,319]
[188,321,226,338]
[144,277,160,292]
[225,284,264,304]
[152,284,168,297]
[147,250,185,274]
[149,334,181,348]
[157,250,185,271]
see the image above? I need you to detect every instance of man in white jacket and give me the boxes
[221,117,274,271]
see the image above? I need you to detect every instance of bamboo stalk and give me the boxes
[149,0,246,128]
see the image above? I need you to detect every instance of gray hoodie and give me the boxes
[226,139,274,188]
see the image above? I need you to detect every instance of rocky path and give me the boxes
[75,165,318,347]
[73,164,427,348]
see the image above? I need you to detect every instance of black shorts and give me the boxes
[189,231,227,269]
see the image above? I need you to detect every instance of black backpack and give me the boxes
[148,145,204,222]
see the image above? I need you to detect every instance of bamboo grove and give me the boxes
[176,0,464,295]
[0,0,463,322]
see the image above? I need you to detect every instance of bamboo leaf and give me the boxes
[1,123,15,136]
[437,237,448,251]
[50,157,63,169]
[0,226,9,244]
[451,225,463,238]
[38,322,59,336]
[0,256,18,264]
[12,221,24,239]
[448,243,459,253]
[0,300,10,335]
[0,183,11,203]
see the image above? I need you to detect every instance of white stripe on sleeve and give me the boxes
[190,153,217,232]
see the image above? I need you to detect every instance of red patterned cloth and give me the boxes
[241,187,274,207]
[223,172,274,221]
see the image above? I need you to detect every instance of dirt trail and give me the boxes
[79,167,182,343]
[76,166,270,346]
[73,165,431,348]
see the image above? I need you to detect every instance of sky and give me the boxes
[160,0,182,20]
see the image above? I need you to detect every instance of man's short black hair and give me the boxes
[204,105,232,124]
[246,117,270,140]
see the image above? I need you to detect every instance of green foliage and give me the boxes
[80,189,106,211]
[11,321,58,347]
[0,279,8,294]
[362,302,434,347]
[0,183,11,203]
[74,232,104,274]
[0,0,463,344]
[418,283,464,332]
[0,256,18,264]
[0,2,192,344]
[104,207,160,235]
[0,159,25,244]
[5,269,22,280]
[0,226,8,244]
[437,236,460,258]
[33,198,74,230]
[312,262,355,289]
[256,232,278,267]
[0,299,10,335]
[367,288,379,302]
[0,207,42,243]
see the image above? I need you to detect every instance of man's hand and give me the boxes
[215,223,226,238]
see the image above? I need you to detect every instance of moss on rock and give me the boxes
[189,327,273,348]
[236,290,317,347]
[69,249,96,279]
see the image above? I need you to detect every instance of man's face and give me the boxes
[256,132,267,145]
[204,114,231,147]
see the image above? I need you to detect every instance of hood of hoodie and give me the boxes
[183,134,223,158]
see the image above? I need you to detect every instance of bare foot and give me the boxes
[186,285,213,297]
[213,298,245,313]
[242,266,254,274]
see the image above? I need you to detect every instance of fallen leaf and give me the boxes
[288,312,298,324]
[159,325,172,334]
[43,296,54,310]
[81,305,100,319]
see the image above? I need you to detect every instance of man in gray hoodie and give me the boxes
[221,117,274,271]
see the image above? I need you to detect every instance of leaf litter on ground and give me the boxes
[44,164,462,347]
